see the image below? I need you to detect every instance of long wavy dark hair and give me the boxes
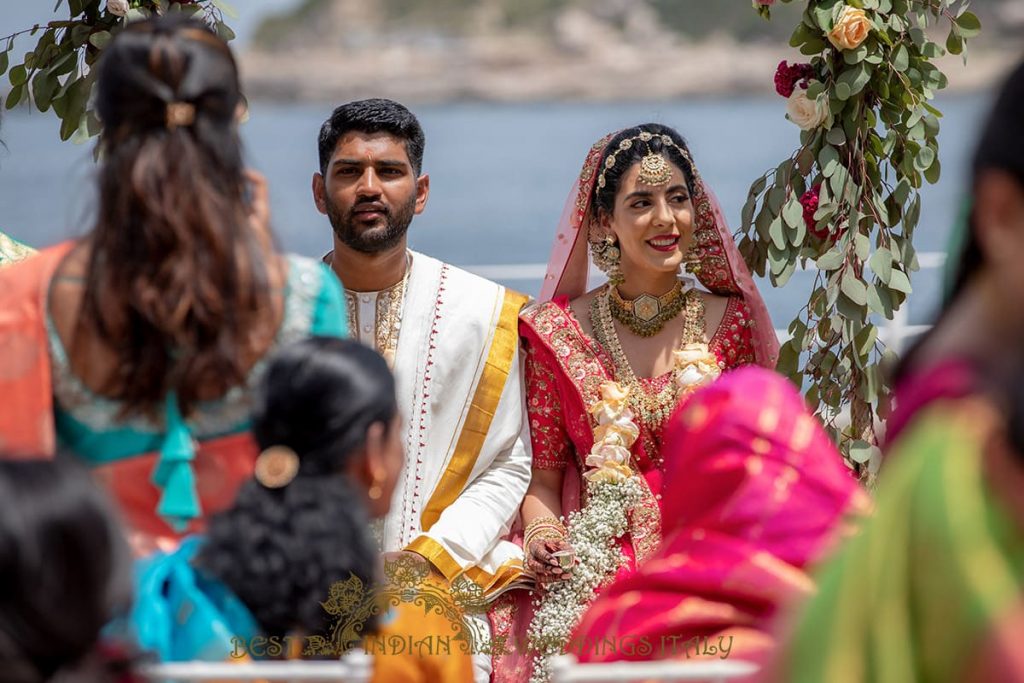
[0,458,132,683]
[895,60,1024,380]
[196,338,398,640]
[76,15,273,418]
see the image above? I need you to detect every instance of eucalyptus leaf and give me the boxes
[9,64,27,86]
[841,270,868,306]
[826,127,846,146]
[5,83,24,110]
[955,11,981,38]
[88,31,111,49]
[888,269,913,294]
[819,144,840,175]
[892,44,909,72]
[914,145,936,171]
[869,246,893,283]
[782,197,805,230]
[849,440,877,464]
[854,233,870,262]
[769,216,788,251]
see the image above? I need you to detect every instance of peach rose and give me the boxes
[584,461,634,484]
[786,87,828,131]
[828,6,871,51]
[599,381,630,403]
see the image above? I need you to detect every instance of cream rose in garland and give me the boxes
[527,346,720,682]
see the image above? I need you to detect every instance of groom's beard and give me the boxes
[326,191,416,254]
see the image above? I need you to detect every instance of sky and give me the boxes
[1,1,303,47]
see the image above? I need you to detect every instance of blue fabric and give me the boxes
[312,263,347,337]
[132,536,260,662]
[151,395,200,531]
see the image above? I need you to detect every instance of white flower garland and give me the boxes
[527,345,721,682]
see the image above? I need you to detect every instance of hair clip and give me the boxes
[166,101,196,130]
[254,445,300,489]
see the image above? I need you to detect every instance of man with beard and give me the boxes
[313,99,531,681]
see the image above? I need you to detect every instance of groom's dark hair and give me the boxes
[317,98,426,176]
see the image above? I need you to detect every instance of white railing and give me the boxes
[548,654,759,683]
[463,251,946,356]
[141,655,372,682]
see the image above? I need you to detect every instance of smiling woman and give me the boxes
[491,123,780,682]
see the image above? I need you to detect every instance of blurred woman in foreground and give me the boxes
[0,16,345,552]
[0,458,136,682]
[774,59,1024,683]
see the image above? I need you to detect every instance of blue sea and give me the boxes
[0,95,990,330]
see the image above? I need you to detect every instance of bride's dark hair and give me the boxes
[592,123,697,218]
[77,15,272,419]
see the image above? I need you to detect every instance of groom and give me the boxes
[312,98,531,679]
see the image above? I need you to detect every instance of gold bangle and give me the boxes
[524,516,566,549]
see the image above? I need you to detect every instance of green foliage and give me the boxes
[1,1,234,141]
[741,0,979,477]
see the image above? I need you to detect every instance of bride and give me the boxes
[490,124,778,681]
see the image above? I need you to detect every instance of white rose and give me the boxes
[675,364,708,388]
[106,0,130,16]
[786,87,828,131]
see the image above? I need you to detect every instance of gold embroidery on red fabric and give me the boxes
[524,341,573,470]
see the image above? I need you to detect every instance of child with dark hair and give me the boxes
[0,458,136,683]
[134,337,473,683]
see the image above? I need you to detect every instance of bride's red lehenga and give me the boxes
[489,132,780,682]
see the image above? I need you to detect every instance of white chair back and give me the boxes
[548,654,759,683]
[141,652,372,682]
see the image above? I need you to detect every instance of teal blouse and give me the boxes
[47,255,346,527]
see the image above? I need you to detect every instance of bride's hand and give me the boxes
[527,538,575,587]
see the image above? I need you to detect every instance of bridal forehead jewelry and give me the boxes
[597,131,691,190]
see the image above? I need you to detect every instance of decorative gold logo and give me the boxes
[293,555,489,658]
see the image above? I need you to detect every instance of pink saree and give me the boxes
[570,367,865,667]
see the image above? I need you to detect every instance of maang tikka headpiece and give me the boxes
[597,131,691,190]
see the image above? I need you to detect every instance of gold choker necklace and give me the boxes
[607,280,687,337]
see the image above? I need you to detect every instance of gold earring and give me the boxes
[684,245,702,275]
[590,234,625,286]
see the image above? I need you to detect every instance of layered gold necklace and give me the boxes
[607,279,686,337]
[590,281,706,426]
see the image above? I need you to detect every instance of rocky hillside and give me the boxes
[238,0,1021,102]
